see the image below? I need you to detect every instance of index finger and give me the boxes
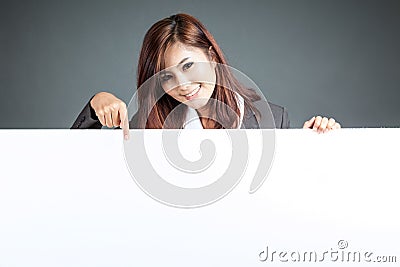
[120,105,130,140]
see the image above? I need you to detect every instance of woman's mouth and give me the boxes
[184,84,201,101]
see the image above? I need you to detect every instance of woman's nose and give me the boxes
[175,72,190,88]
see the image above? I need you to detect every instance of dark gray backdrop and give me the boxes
[1,0,399,128]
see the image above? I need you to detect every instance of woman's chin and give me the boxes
[184,98,209,110]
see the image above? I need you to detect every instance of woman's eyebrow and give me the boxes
[178,57,190,65]
[161,57,191,74]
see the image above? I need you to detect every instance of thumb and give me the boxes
[303,116,316,129]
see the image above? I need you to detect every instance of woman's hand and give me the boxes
[303,116,341,133]
[90,92,130,140]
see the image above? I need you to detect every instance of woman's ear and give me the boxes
[208,46,217,69]
[208,46,215,60]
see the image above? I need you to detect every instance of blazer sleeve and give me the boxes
[70,97,103,129]
[242,101,290,129]
[268,102,290,129]
[281,106,290,129]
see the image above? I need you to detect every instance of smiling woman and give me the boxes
[71,13,341,137]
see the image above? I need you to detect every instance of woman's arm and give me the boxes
[71,98,103,129]
[71,92,130,139]
[267,102,340,132]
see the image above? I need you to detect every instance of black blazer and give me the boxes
[71,100,290,129]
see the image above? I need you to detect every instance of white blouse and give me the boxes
[183,93,245,129]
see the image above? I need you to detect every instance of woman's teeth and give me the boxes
[185,85,201,97]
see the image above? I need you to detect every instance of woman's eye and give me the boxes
[160,74,172,82]
[182,62,193,71]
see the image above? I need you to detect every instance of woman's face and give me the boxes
[159,42,216,111]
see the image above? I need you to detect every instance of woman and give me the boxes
[72,13,340,139]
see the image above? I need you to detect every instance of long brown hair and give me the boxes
[136,13,260,129]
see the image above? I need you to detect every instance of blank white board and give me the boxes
[0,129,399,266]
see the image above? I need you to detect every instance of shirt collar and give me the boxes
[183,93,244,129]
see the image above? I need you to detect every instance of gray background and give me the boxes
[1,0,399,128]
